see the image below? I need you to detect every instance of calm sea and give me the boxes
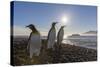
[14,35,97,50]
[62,36,97,50]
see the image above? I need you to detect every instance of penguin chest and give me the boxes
[58,29,64,43]
[28,33,41,57]
[47,29,56,48]
[49,29,56,41]
[29,34,41,49]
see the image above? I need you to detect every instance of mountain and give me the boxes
[67,31,97,39]
[67,34,81,38]
[83,31,97,34]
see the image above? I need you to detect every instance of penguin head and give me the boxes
[52,22,57,27]
[26,24,37,32]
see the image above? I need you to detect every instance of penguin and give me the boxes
[26,24,41,59]
[57,26,65,46]
[53,26,65,63]
[47,22,57,50]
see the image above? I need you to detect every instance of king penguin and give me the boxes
[26,24,41,59]
[57,26,65,46]
[53,26,65,63]
[47,22,57,50]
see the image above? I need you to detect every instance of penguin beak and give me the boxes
[54,22,58,25]
[55,22,58,24]
[26,25,29,28]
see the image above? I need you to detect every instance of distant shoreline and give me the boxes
[14,36,97,50]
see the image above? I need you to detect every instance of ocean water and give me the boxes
[13,35,97,50]
[62,36,97,50]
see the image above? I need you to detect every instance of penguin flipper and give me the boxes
[27,32,32,53]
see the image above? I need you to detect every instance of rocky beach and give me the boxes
[12,36,97,66]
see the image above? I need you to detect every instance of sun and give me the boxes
[61,16,68,25]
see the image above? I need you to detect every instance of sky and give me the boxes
[12,1,97,37]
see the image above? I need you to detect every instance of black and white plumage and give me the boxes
[26,24,41,58]
[53,26,65,63]
[47,22,57,50]
[57,26,65,46]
